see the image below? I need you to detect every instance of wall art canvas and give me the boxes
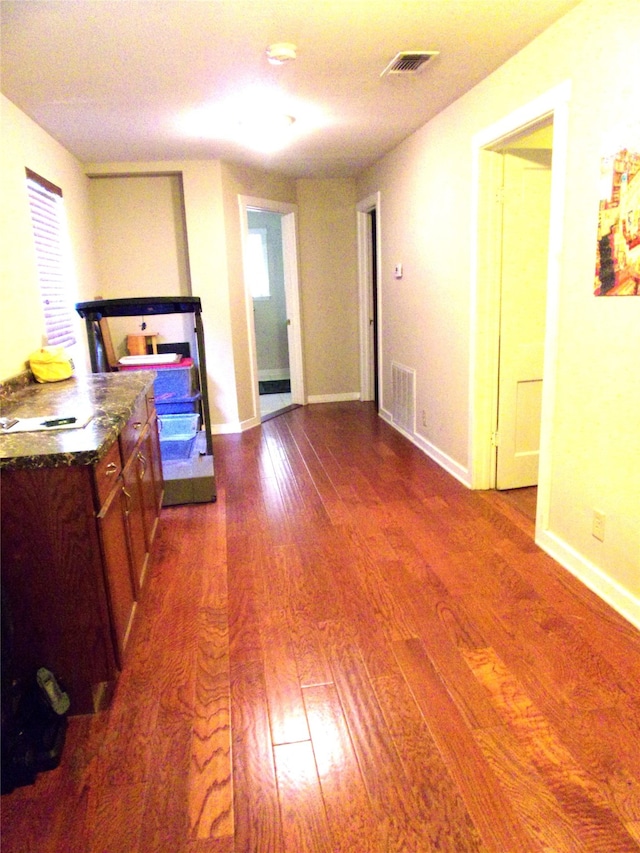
[595,142,640,296]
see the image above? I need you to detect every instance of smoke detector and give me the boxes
[381,50,439,77]
[266,42,298,65]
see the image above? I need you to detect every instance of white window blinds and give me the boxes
[26,169,76,348]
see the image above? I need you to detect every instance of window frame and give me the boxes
[25,168,77,349]
[246,227,271,300]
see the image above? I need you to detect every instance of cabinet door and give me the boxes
[147,408,164,513]
[137,425,159,551]
[97,482,136,667]
[122,452,148,597]
[2,465,117,713]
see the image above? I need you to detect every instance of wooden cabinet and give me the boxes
[0,390,163,714]
[96,481,136,666]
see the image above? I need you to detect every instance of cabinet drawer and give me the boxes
[94,440,122,509]
[120,394,148,461]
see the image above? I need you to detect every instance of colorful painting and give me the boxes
[595,147,640,295]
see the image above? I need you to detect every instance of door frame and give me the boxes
[469,80,571,534]
[356,191,382,403]
[494,125,553,490]
[238,195,305,421]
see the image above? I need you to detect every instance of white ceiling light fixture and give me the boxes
[381,50,440,77]
[236,111,297,153]
[266,42,298,65]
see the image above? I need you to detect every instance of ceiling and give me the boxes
[0,0,582,179]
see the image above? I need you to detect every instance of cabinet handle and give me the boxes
[137,451,147,479]
[105,462,118,476]
[133,421,142,431]
[122,486,132,516]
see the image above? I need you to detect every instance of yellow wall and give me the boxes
[88,174,194,358]
[296,178,360,399]
[356,0,640,622]
[87,160,239,427]
[0,95,100,377]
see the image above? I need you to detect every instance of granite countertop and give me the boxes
[0,371,155,470]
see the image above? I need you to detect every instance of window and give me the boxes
[25,169,76,348]
[246,227,270,299]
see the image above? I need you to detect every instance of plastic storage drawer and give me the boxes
[153,362,195,400]
[158,413,200,460]
[155,392,201,415]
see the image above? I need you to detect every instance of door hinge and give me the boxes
[491,431,499,447]
[495,186,506,205]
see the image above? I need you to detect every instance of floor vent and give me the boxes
[391,362,416,434]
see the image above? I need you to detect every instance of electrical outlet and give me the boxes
[592,510,606,542]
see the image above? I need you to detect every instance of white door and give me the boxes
[496,141,552,489]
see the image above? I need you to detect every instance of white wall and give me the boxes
[0,95,100,379]
[88,174,194,359]
[356,0,640,626]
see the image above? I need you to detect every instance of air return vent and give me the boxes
[381,51,439,77]
[391,362,416,435]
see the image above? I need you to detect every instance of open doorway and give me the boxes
[246,209,292,418]
[470,82,571,536]
[492,119,553,491]
[239,195,305,424]
[357,192,381,405]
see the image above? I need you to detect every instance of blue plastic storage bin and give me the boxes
[158,413,200,460]
[153,362,195,400]
[156,392,201,415]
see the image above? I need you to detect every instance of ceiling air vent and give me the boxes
[381,50,439,77]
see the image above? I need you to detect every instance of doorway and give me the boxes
[239,195,305,424]
[246,209,292,418]
[357,192,381,405]
[470,81,571,534]
[493,119,553,490]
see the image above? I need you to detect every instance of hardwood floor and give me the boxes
[2,402,639,852]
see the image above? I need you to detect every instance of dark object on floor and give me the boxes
[1,677,68,794]
[259,379,291,395]
[1,588,69,794]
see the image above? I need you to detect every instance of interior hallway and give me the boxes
[2,402,639,852]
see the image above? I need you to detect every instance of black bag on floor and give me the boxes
[1,676,68,794]
[1,587,69,794]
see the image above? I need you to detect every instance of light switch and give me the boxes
[394,263,403,279]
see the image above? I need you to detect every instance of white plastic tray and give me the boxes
[118,353,181,366]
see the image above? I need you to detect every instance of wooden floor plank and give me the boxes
[471,725,584,853]
[318,620,443,851]
[273,740,333,853]
[303,683,385,852]
[371,670,487,852]
[463,646,640,851]
[393,636,542,852]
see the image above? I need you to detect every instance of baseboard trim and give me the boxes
[379,407,470,487]
[210,418,260,434]
[536,528,640,631]
[307,392,361,404]
[258,369,291,382]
